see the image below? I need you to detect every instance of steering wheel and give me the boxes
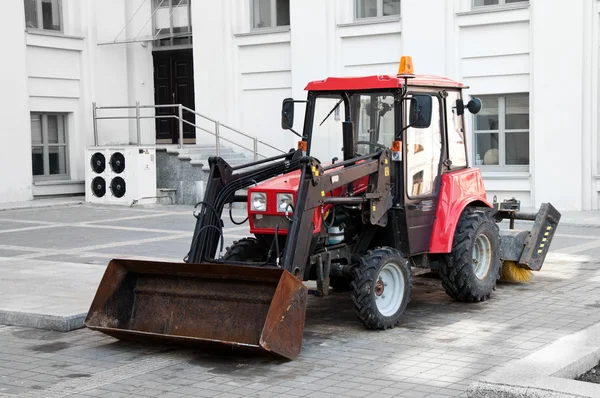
[355,141,387,150]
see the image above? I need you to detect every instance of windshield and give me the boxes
[309,92,396,163]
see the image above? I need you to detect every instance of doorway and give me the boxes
[153,49,196,144]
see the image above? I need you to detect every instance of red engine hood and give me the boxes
[254,170,302,192]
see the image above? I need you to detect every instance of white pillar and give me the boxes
[530,0,585,210]
[289,0,332,141]
[192,0,230,145]
[0,2,32,203]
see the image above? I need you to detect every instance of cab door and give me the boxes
[403,93,445,255]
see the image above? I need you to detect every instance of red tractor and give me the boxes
[85,57,560,360]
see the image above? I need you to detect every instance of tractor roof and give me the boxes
[304,74,466,91]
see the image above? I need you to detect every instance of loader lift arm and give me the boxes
[283,148,393,279]
[187,146,393,280]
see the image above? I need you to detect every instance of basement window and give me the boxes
[252,0,290,29]
[356,0,401,20]
[24,0,62,32]
[31,113,69,180]
[473,94,529,172]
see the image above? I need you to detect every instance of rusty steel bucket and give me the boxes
[84,259,308,360]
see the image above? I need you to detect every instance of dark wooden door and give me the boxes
[153,49,195,144]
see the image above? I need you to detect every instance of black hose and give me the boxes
[229,204,249,225]
[284,204,294,222]
[323,205,336,228]
[192,224,225,260]
[193,201,220,220]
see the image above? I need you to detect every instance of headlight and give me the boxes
[277,193,294,213]
[251,192,267,211]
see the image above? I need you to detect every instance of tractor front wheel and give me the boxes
[351,247,411,330]
[439,208,501,302]
[222,237,267,262]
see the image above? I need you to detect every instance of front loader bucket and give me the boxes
[84,259,308,360]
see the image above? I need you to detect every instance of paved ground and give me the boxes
[0,201,600,397]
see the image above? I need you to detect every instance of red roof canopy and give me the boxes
[304,74,466,91]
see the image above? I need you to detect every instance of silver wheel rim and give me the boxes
[374,261,405,317]
[473,234,492,280]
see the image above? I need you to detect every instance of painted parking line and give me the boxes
[0,225,61,235]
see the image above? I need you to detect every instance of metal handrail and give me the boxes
[92,101,286,161]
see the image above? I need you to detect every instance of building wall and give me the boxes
[4,0,600,211]
[0,1,33,203]
[7,0,156,202]
[191,0,600,211]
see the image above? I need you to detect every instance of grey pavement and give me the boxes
[0,201,599,397]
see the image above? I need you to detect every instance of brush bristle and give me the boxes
[501,261,533,283]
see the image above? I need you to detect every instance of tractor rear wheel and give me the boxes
[439,208,501,302]
[222,237,267,262]
[351,247,411,330]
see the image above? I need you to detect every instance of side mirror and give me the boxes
[467,97,482,114]
[281,98,295,129]
[409,94,433,129]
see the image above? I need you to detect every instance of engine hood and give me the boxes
[253,170,302,192]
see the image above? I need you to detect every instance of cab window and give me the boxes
[353,93,395,156]
[446,91,468,169]
[405,94,443,198]
[310,95,345,164]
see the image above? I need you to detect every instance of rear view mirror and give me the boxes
[281,98,295,129]
[409,94,433,129]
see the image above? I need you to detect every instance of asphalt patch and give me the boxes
[12,329,64,341]
[29,341,70,353]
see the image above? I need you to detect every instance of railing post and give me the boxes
[178,105,184,149]
[215,121,221,157]
[92,102,98,146]
[135,100,141,146]
[253,138,258,161]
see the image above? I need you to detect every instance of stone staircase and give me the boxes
[156,145,253,205]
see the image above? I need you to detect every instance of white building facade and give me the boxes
[193,0,600,211]
[1,0,599,212]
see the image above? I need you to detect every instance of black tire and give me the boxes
[350,247,411,330]
[222,237,266,262]
[439,208,501,302]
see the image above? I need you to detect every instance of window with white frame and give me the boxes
[473,94,529,171]
[24,0,62,31]
[252,0,290,29]
[356,0,401,19]
[473,0,528,7]
[31,113,69,179]
[153,0,192,47]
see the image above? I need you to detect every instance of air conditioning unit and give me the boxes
[85,146,157,205]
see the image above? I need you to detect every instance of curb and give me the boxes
[0,199,84,212]
[467,322,600,398]
[0,310,86,332]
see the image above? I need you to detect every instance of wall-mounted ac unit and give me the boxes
[85,146,157,205]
